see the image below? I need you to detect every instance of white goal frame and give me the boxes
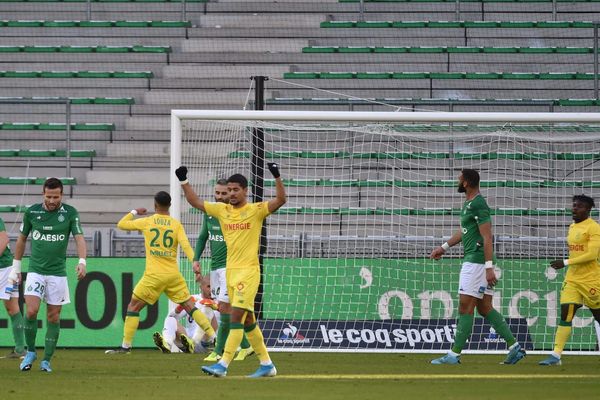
[170,109,600,355]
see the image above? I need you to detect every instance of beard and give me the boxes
[457,184,466,193]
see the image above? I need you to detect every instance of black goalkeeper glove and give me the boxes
[175,166,188,183]
[267,162,280,178]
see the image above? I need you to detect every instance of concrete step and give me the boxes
[124,116,170,131]
[143,90,274,106]
[181,38,309,53]
[162,64,291,79]
[86,169,169,185]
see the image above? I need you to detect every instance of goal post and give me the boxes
[171,109,600,354]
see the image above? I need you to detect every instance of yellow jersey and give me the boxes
[565,217,600,283]
[117,213,194,274]
[204,201,270,270]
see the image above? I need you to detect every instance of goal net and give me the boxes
[171,110,600,354]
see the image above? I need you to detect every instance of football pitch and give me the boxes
[0,350,598,400]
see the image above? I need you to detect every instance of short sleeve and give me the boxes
[588,222,600,247]
[20,209,32,237]
[71,209,84,236]
[474,199,491,225]
[256,201,270,219]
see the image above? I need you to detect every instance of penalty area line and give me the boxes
[264,374,600,380]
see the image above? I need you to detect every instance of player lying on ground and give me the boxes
[153,274,219,354]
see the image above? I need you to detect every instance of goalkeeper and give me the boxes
[153,274,219,354]
[429,169,526,365]
[176,162,286,378]
[195,179,254,362]
[105,191,216,354]
[539,195,600,366]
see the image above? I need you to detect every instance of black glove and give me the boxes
[175,166,188,182]
[267,162,280,178]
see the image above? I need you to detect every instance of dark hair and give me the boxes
[43,177,63,193]
[573,194,595,209]
[227,173,248,189]
[461,169,480,188]
[154,191,171,208]
[216,178,228,186]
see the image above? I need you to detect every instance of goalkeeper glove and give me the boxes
[267,162,281,178]
[7,260,21,285]
[175,166,188,183]
[200,298,219,311]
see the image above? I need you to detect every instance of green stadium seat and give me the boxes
[3,71,40,78]
[58,46,94,53]
[76,71,113,78]
[0,122,39,129]
[498,21,537,28]
[555,47,591,54]
[409,46,445,53]
[465,72,501,79]
[96,46,130,53]
[320,21,355,28]
[356,72,392,79]
[34,177,76,185]
[338,46,373,53]
[0,46,22,52]
[427,21,463,28]
[320,72,355,79]
[132,45,170,53]
[447,47,481,53]
[39,71,77,78]
[535,21,571,28]
[0,177,36,184]
[23,46,57,53]
[42,20,78,27]
[431,72,464,79]
[303,46,337,53]
[355,21,392,28]
[77,21,114,27]
[114,20,149,27]
[18,149,55,157]
[464,21,499,28]
[391,21,427,28]
[0,149,19,157]
[283,72,319,79]
[502,72,539,79]
[150,20,191,28]
[112,71,153,78]
[373,47,409,53]
[6,20,44,27]
[392,72,429,79]
[539,72,575,80]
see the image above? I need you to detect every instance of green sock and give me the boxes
[43,322,60,362]
[451,313,474,354]
[25,318,38,351]
[240,332,251,349]
[484,309,516,347]
[9,312,26,353]
[215,313,230,356]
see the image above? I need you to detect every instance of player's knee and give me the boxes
[560,303,579,323]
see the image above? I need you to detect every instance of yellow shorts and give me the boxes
[226,267,260,312]
[133,272,191,305]
[560,279,600,309]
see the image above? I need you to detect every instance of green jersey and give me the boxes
[460,194,492,264]
[194,213,227,271]
[20,203,83,276]
[0,217,13,268]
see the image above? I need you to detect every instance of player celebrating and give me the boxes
[176,163,286,378]
[105,191,215,354]
[429,169,526,365]
[0,216,26,359]
[154,274,219,354]
[12,178,87,372]
[539,195,600,366]
[196,179,254,362]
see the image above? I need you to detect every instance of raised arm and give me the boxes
[117,208,147,231]
[266,162,287,214]
[175,166,206,212]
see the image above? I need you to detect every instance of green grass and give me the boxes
[0,350,599,399]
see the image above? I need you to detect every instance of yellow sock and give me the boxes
[221,324,244,365]
[245,323,271,364]
[191,308,215,338]
[553,324,572,356]
[123,312,140,348]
